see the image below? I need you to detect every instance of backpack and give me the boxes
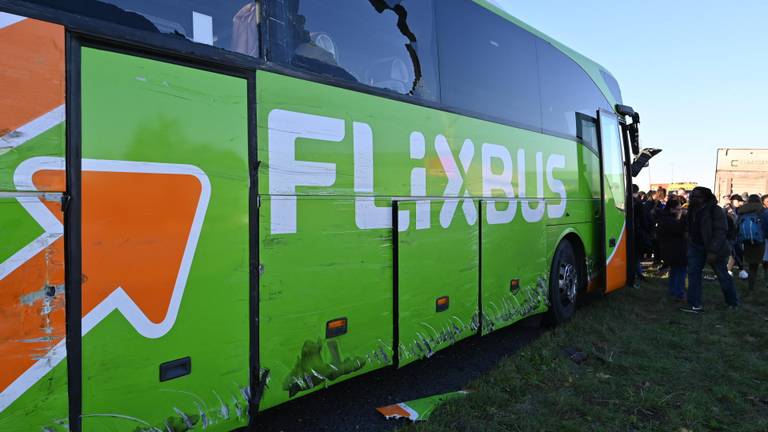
[738,213,764,245]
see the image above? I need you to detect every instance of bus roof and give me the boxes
[474,0,622,111]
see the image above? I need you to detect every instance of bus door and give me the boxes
[394,200,479,367]
[598,110,628,292]
[76,45,252,431]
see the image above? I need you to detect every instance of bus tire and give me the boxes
[546,240,579,325]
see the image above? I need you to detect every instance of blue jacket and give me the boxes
[762,209,768,240]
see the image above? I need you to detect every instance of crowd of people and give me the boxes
[632,185,768,313]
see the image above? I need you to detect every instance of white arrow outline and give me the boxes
[0,156,211,413]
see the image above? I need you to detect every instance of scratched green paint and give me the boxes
[480,200,548,335]
[255,71,607,409]
[258,196,394,409]
[397,200,479,366]
[78,48,250,432]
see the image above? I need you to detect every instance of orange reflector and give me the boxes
[326,318,348,338]
[510,279,520,292]
[436,296,449,312]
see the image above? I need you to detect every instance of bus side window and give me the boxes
[435,0,542,130]
[538,39,612,138]
[576,113,599,153]
[267,0,440,101]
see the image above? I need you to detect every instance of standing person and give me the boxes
[763,194,768,282]
[681,187,740,313]
[658,197,687,301]
[657,187,668,207]
[642,190,658,261]
[653,188,668,266]
[724,194,744,275]
[737,195,767,292]
[632,184,647,283]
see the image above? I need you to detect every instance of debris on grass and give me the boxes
[377,391,469,422]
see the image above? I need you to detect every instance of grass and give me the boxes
[406,268,768,432]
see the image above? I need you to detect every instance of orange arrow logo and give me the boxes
[0,157,210,412]
[0,15,64,165]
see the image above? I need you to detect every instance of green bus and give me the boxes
[0,0,648,430]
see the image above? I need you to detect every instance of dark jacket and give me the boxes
[688,196,731,258]
[737,202,767,264]
[633,197,650,253]
[642,200,658,232]
[657,208,687,266]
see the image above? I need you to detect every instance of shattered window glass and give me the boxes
[32,0,261,57]
[435,0,542,130]
[267,0,439,101]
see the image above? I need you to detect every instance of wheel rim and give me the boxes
[558,262,578,306]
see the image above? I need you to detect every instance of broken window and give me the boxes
[267,0,439,101]
[435,0,542,130]
[31,0,261,57]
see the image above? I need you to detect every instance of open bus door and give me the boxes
[600,104,660,291]
[598,109,629,293]
[614,104,661,288]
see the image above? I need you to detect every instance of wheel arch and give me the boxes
[549,228,589,295]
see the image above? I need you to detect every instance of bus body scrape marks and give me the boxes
[0,157,210,416]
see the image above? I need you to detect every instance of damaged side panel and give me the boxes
[0,12,68,431]
[0,197,69,432]
[480,199,548,335]
[78,48,251,432]
[397,200,479,367]
[258,196,394,409]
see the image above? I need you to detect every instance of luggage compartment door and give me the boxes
[78,46,251,431]
[395,199,479,367]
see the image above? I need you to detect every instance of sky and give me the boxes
[489,0,768,190]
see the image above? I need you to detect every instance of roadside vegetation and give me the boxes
[407,270,768,432]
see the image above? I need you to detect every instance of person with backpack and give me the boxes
[657,197,687,301]
[681,187,740,313]
[737,194,767,292]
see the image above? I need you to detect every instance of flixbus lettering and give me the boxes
[267,109,568,234]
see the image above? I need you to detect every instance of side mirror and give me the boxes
[627,122,640,155]
[631,148,662,177]
[616,104,641,155]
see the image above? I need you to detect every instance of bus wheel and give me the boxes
[546,241,579,325]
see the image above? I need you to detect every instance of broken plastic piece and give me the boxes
[376,390,469,422]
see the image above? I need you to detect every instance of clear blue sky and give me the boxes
[491,0,768,190]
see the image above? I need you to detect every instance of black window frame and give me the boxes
[576,112,600,155]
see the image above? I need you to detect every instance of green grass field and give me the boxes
[407,270,768,432]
